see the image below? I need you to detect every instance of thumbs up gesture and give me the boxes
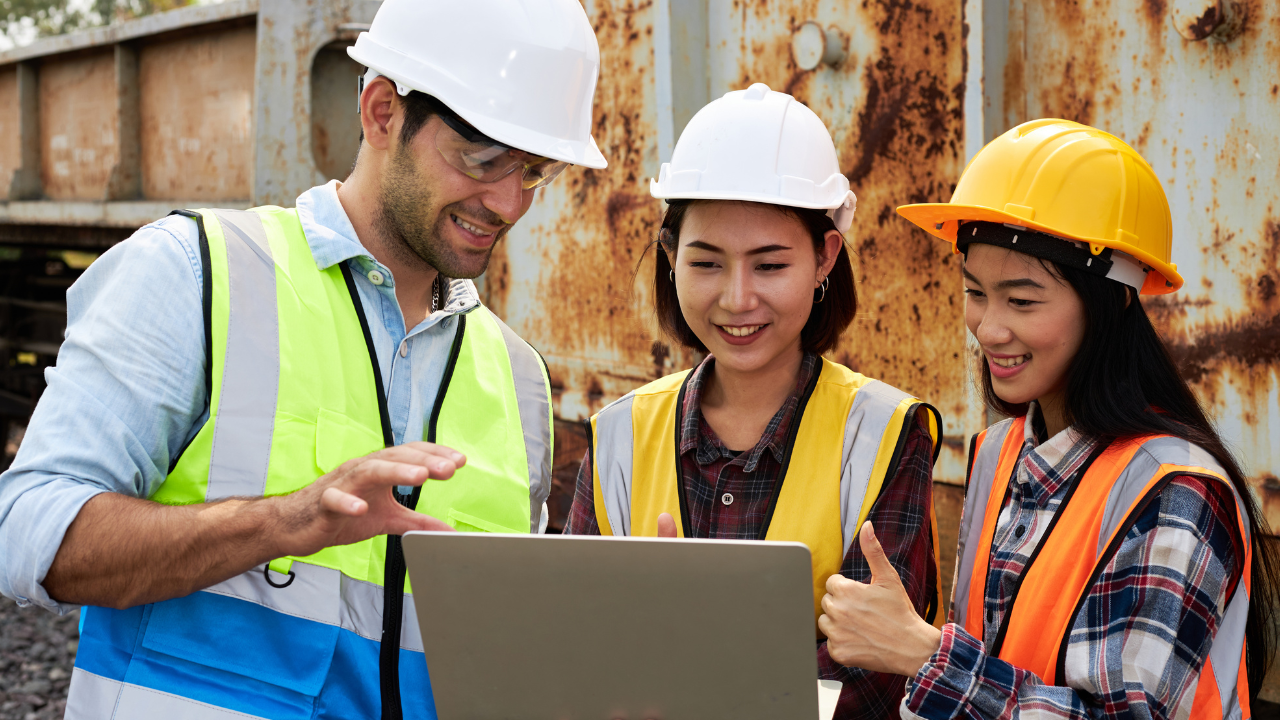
[818,521,942,677]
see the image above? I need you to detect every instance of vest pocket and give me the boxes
[140,578,341,696]
[448,508,525,534]
[315,408,386,475]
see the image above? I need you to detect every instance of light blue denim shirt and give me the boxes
[0,180,542,612]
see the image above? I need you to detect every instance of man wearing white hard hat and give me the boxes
[0,0,606,718]
[565,83,943,719]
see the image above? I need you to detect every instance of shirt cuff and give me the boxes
[903,623,987,720]
[0,476,106,614]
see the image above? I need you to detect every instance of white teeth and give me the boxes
[453,215,493,236]
[720,325,764,337]
[991,354,1030,368]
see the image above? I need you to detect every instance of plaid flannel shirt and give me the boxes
[567,354,938,720]
[903,404,1245,720]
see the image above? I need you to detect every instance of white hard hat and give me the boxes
[348,0,607,169]
[650,83,856,232]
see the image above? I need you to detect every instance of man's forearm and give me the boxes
[43,491,289,609]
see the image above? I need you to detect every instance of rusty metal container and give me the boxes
[0,0,1276,627]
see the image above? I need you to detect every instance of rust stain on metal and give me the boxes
[494,0,676,420]
[139,25,256,200]
[0,67,16,195]
[39,51,119,200]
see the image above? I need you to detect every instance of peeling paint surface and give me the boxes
[139,25,256,200]
[499,0,972,484]
[706,0,972,482]
[39,51,119,200]
[0,68,16,196]
[1003,0,1280,525]
[493,0,702,425]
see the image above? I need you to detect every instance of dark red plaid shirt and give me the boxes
[566,354,939,720]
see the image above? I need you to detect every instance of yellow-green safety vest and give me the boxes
[67,206,552,720]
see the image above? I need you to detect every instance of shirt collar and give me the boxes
[295,180,368,271]
[1016,401,1097,505]
[294,180,481,316]
[679,353,820,472]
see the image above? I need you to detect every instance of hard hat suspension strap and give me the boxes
[957,221,1148,291]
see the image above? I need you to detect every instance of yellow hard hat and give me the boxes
[898,119,1181,294]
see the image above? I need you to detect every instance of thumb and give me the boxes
[656,512,678,538]
[858,521,900,587]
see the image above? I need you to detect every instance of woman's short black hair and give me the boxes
[652,199,857,355]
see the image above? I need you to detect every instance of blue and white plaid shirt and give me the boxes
[902,404,1246,720]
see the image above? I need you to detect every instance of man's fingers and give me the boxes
[858,521,901,587]
[350,458,456,490]
[656,512,677,538]
[390,442,466,468]
[393,509,456,535]
[321,487,367,516]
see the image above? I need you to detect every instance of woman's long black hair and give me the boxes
[979,261,1279,695]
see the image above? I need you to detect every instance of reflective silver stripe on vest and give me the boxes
[1104,436,1248,719]
[956,430,1251,709]
[592,392,638,536]
[204,562,424,653]
[66,668,268,720]
[838,380,916,555]
[952,418,1015,629]
[489,311,554,533]
[206,209,280,501]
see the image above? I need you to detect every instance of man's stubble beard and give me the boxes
[373,144,506,280]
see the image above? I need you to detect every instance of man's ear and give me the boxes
[359,77,399,152]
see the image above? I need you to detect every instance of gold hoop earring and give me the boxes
[814,277,829,304]
[669,269,675,283]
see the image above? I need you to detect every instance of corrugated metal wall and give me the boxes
[490,0,978,523]
[975,0,1280,528]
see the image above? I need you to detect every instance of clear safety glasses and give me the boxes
[434,110,569,190]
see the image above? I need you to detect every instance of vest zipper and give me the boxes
[378,313,467,720]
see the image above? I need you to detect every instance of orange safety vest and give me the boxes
[953,417,1252,720]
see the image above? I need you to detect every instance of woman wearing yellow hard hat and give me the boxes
[815,119,1279,720]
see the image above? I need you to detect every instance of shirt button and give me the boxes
[1014,525,1026,538]
[367,269,385,285]
[721,493,734,506]
[398,340,408,358]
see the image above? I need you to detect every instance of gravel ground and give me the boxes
[0,601,77,720]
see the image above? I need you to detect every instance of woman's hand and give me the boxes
[818,521,942,677]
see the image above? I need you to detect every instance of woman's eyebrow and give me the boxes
[746,244,791,256]
[684,240,722,252]
[962,268,1044,290]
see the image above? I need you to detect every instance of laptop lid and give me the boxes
[403,532,820,720]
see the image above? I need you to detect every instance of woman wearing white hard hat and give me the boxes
[565,83,944,719]
[818,119,1279,720]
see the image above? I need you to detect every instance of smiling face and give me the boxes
[669,201,839,375]
[963,243,1087,410]
[376,111,537,279]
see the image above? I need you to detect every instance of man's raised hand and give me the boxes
[276,441,465,557]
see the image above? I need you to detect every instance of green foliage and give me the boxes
[0,0,194,45]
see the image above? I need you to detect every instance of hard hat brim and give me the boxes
[897,202,1184,294]
[348,43,608,170]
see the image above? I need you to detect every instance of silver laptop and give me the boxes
[403,532,821,720]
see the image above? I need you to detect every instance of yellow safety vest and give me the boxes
[589,357,942,631]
